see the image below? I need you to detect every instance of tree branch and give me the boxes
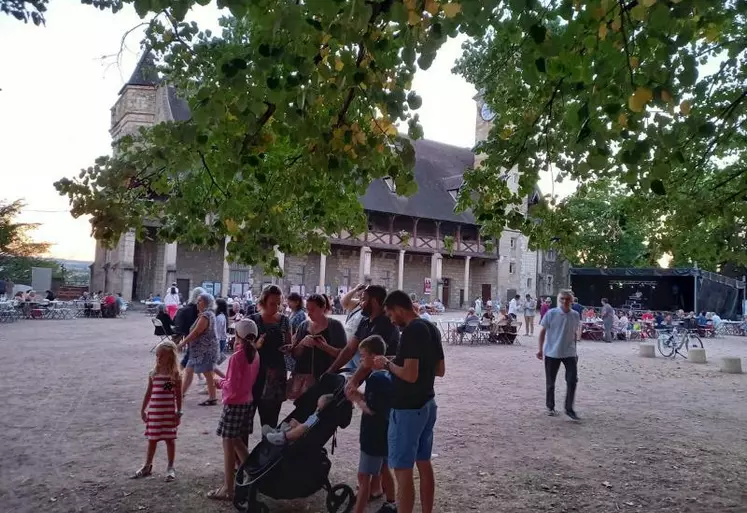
[618,0,636,89]
[240,102,276,154]
[198,151,229,198]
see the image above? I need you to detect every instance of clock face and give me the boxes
[480,103,496,122]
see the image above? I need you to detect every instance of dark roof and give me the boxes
[361,139,476,225]
[118,51,160,94]
[167,86,191,121]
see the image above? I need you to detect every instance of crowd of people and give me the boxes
[136,283,445,513]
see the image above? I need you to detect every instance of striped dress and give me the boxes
[144,373,178,441]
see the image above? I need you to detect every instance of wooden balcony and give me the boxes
[330,230,497,258]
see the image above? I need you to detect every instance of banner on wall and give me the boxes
[424,278,432,295]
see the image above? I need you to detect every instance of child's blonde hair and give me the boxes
[153,341,181,380]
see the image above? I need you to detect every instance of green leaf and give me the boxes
[650,179,666,195]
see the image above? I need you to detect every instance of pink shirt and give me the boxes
[218,345,260,405]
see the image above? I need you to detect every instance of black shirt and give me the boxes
[173,304,198,335]
[293,318,346,379]
[392,318,444,410]
[360,370,393,457]
[354,314,400,356]
[251,313,290,371]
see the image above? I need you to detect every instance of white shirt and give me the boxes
[508,299,519,316]
[540,307,580,358]
[164,293,180,306]
[486,300,493,308]
[244,290,253,301]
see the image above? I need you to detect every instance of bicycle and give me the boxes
[657,326,703,358]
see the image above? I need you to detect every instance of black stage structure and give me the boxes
[570,268,745,319]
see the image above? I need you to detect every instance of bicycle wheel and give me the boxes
[686,333,703,350]
[657,334,676,357]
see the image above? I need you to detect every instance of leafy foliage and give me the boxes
[0,199,56,284]
[454,0,747,270]
[1,0,122,25]
[55,0,488,272]
[530,180,654,268]
[0,200,50,258]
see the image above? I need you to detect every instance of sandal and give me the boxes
[207,487,233,501]
[131,464,152,479]
[165,467,176,482]
[198,398,218,406]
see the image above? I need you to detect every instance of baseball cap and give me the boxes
[235,319,258,339]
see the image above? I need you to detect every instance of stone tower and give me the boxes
[91,53,161,300]
[473,93,538,303]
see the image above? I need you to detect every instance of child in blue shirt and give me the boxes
[348,335,396,513]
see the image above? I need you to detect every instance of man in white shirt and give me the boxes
[244,289,254,302]
[508,295,521,319]
[537,290,581,421]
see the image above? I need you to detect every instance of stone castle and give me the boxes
[92,52,567,306]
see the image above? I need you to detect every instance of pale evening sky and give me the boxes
[0,4,566,262]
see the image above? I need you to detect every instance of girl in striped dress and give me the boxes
[132,341,182,481]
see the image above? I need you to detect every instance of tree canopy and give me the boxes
[38,0,747,272]
[531,180,655,268]
[454,0,747,271]
[54,0,491,272]
[0,199,58,284]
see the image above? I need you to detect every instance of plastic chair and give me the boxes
[151,318,170,352]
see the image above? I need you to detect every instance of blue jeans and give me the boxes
[219,339,227,353]
[388,399,438,469]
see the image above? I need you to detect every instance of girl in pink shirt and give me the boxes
[208,319,261,502]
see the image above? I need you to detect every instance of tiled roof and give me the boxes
[118,51,159,94]
[361,139,476,225]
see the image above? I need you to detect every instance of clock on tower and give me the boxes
[480,103,496,122]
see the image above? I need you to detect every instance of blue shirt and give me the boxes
[571,303,583,316]
[540,307,580,359]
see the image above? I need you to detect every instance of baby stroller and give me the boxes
[233,373,355,513]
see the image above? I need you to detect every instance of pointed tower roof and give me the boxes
[118,50,160,94]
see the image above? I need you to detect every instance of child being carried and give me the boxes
[262,394,335,446]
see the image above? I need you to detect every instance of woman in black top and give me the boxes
[291,294,346,380]
[250,285,291,428]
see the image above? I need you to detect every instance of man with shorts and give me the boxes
[373,290,445,513]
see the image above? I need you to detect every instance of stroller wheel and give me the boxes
[326,483,354,513]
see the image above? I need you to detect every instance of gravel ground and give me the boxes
[0,315,746,513]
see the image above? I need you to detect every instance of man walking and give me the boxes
[600,297,614,343]
[537,290,581,421]
[373,290,445,513]
[508,294,521,320]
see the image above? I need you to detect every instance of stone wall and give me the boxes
[401,252,431,299]
[175,244,225,296]
[110,86,156,141]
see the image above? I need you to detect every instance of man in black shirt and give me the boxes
[328,285,399,374]
[372,290,444,513]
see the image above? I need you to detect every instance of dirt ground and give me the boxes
[1,314,746,513]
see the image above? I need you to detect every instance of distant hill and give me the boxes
[55,259,93,270]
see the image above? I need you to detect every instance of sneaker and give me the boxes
[377,502,397,513]
[546,408,558,416]
[266,431,287,446]
[261,425,275,437]
[279,421,291,432]
[565,410,581,422]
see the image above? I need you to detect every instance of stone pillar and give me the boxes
[318,253,327,293]
[272,247,285,287]
[165,242,177,291]
[359,246,372,284]
[398,250,405,290]
[120,231,136,301]
[463,255,471,308]
[430,253,443,301]
[152,243,167,299]
[221,237,231,298]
